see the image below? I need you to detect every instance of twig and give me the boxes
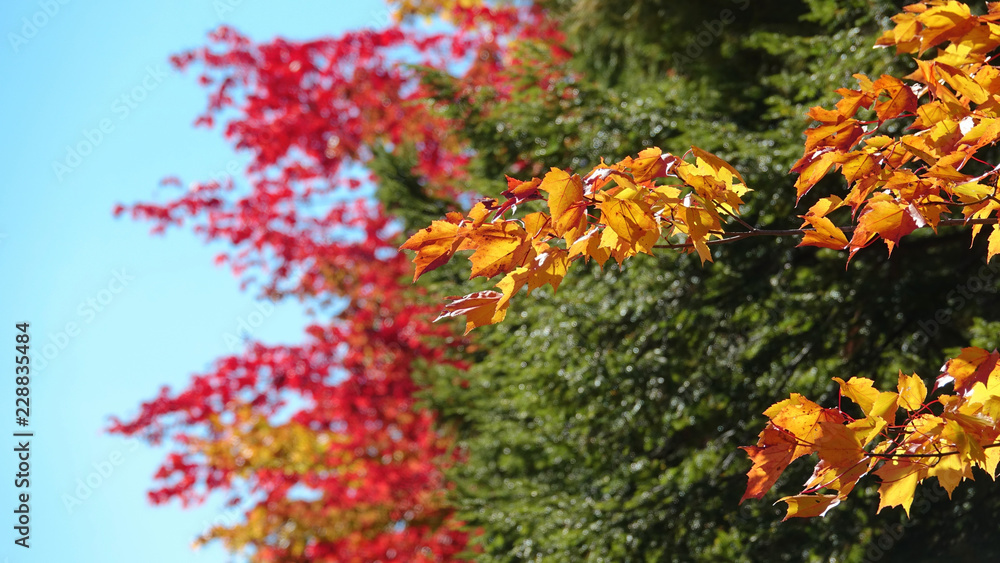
[869,441,1000,460]
[652,218,1000,250]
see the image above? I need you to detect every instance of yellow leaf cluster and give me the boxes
[794,0,1000,260]
[401,147,750,331]
[744,350,1000,520]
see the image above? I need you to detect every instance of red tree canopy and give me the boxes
[110,4,566,560]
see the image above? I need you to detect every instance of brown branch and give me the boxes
[717,202,757,232]
[869,441,1000,460]
[652,218,1000,250]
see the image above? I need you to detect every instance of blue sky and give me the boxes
[0,0,386,560]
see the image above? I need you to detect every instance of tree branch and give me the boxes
[868,440,1000,460]
[652,218,1000,250]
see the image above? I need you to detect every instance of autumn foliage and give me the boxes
[111,2,566,560]
[405,0,1000,520]
[105,0,1000,559]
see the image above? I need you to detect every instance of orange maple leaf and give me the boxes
[848,199,922,257]
[872,75,919,121]
[435,290,506,334]
[400,219,465,281]
[937,347,1000,394]
[461,221,535,279]
[740,424,802,503]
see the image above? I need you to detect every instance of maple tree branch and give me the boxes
[652,218,1000,250]
[717,203,757,232]
[947,179,1000,207]
[869,441,1000,460]
[653,229,815,250]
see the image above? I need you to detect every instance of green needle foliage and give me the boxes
[381,1,1000,560]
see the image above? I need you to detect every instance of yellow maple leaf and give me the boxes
[539,168,588,244]
[598,199,658,248]
[988,223,1000,262]
[897,372,929,411]
[776,494,841,520]
[875,460,922,516]
[567,227,611,266]
[833,377,880,413]
[926,444,973,498]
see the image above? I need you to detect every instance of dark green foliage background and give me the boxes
[380,1,1000,560]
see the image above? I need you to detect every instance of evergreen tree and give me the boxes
[390,1,1000,560]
